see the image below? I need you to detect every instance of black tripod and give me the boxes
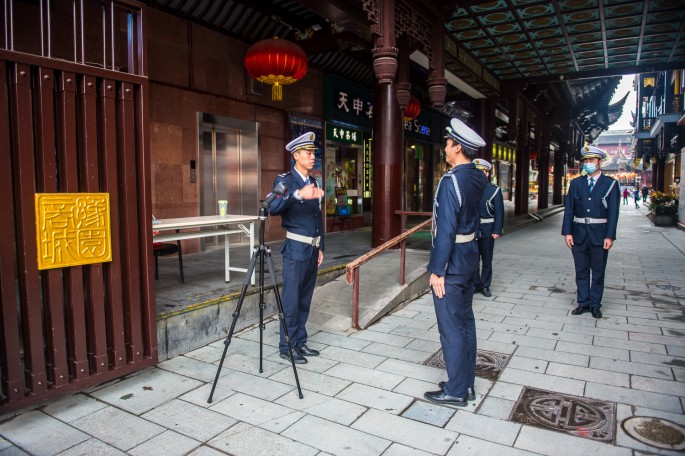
[208,201,303,402]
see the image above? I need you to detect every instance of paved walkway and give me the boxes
[1,202,684,455]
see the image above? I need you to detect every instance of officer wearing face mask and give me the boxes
[561,145,620,319]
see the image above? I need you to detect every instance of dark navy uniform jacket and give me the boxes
[268,170,324,260]
[428,163,488,276]
[478,183,504,238]
[561,173,620,246]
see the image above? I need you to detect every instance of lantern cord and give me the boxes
[272,82,282,101]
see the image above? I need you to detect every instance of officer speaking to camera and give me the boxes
[268,132,324,364]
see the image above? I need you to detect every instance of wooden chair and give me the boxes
[153,241,184,283]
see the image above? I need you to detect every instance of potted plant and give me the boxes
[647,191,679,226]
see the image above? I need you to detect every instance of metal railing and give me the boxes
[345,211,431,329]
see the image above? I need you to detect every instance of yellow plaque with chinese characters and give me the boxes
[35,193,112,270]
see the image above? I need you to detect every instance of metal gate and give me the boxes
[0,0,156,414]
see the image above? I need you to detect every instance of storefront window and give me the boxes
[324,130,366,217]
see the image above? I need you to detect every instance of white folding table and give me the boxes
[152,214,258,284]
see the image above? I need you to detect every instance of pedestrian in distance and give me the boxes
[633,186,640,208]
[641,185,649,204]
[561,145,620,319]
[622,187,629,205]
[268,132,324,364]
[473,158,504,298]
[425,118,488,406]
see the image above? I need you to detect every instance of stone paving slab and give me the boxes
[89,367,203,415]
[70,407,165,452]
[210,426,318,456]
[0,411,89,456]
[282,415,391,455]
[140,399,237,441]
[128,430,200,456]
[58,438,126,456]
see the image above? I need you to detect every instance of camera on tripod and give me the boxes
[208,182,304,403]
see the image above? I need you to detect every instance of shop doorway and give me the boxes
[199,114,258,247]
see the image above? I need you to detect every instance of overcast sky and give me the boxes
[609,75,637,132]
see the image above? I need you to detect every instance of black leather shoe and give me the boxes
[571,306,588,315]
[296,345,320,356]
[481,287,492,297]
[280,351,307,364]
[591,308,602,319]
[438,382,476,401]
[424,390,468,406]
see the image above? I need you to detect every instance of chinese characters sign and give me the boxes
[35,193,112,270]
[324,74,373,128]
[326,123,362,145]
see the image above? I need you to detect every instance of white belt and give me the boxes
[286,231,321,247]
[480,218,494,224]
[573,217,608,224]
[455,233,475,243]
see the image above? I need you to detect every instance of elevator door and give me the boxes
[200,121,258,247]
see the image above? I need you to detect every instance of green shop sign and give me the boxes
[326,123,363,145]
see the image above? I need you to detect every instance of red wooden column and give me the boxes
[372,82,402,246]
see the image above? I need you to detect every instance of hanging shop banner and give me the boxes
[640,73,657,97]
[363,139,373,198]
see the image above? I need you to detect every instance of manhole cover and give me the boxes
[622,417,685,450]
[424,349,510,380]
[509,387,615,443]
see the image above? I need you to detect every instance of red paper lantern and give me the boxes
[530,151,538,160]
[244,37,308,101]
[403,96,421,121]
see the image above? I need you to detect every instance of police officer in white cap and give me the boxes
[425,118,488,406]
[561,145,620,319]
[268,132,324,363]
[473,159,504,298]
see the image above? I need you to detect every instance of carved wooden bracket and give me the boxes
[364,0,398,84]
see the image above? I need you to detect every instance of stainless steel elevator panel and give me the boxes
[200,115,259,248]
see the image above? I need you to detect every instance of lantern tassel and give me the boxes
[272,83,282,101]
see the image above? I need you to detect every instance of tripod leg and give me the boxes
[264,248,304,399]
[207,248,260,403]
[259,245,266,373]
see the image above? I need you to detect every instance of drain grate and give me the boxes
[622,417,685,450]
[509,387,615,443]
[424,349,510,380]
[529,285,567,293]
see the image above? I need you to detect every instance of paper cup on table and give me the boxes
[218,200,228,216]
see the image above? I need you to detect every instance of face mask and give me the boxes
[583,162,598,174]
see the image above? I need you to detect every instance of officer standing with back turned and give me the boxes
[473,159,504,298]
[561,145,620,319]
[268,132,324,364]
[425,118,488,406]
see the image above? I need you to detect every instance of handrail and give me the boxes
[346,211,432,329]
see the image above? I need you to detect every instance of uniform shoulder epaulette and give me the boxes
[278,172,290,178]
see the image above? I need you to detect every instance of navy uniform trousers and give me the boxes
[475,235,494,289]
[571,239,609,309]
[280,252,318,353]
[434,272,477,398]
